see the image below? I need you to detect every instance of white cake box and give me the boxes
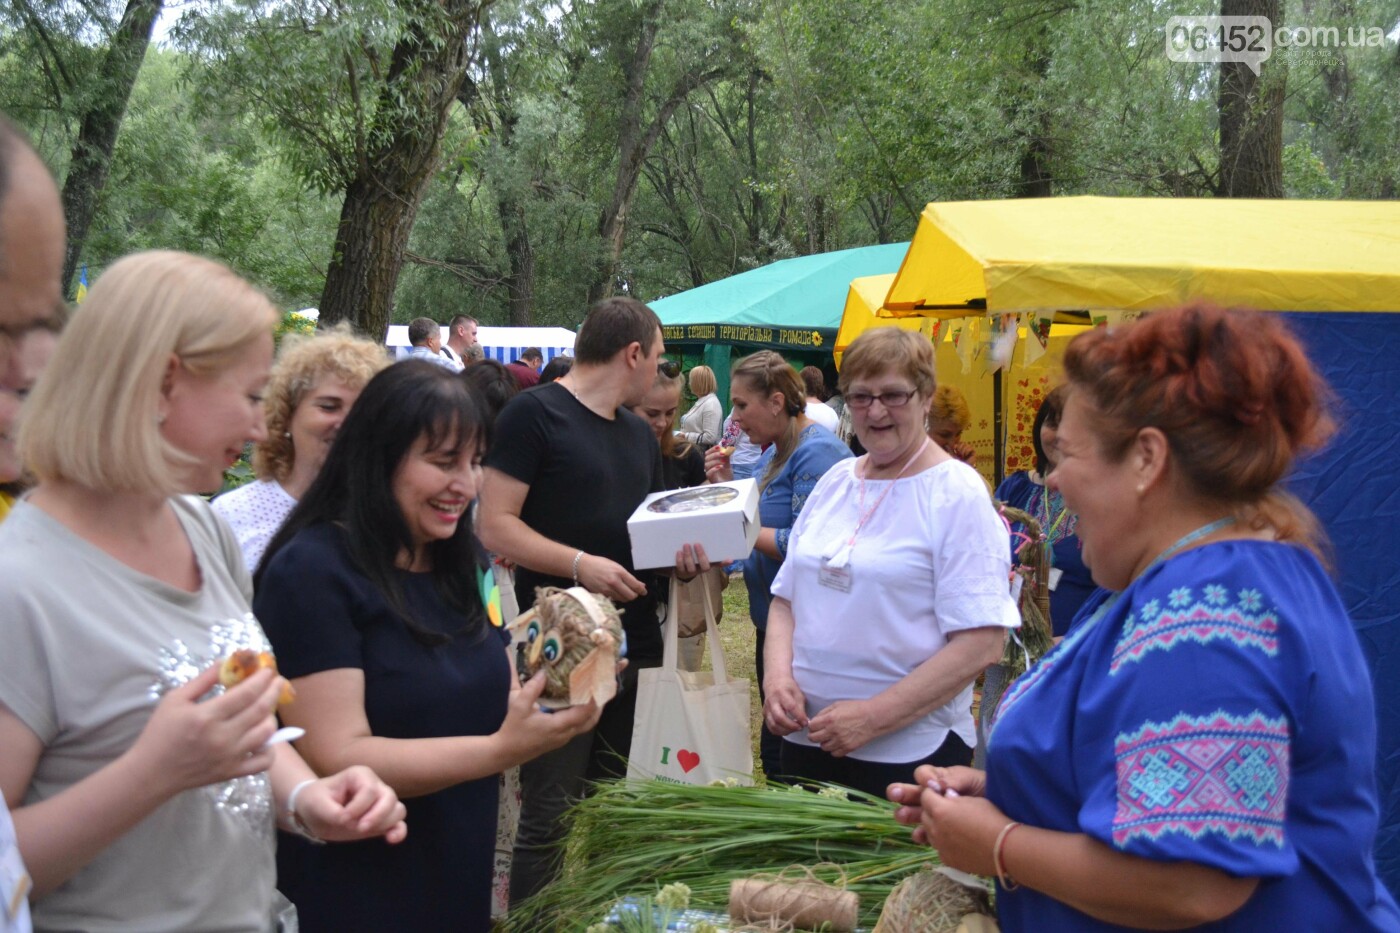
[627,479,760,570]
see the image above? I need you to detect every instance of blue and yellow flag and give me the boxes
[74,265,89,304]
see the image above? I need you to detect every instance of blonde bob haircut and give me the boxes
[21,250,278,495]
[687,364,717,397]
[254,323,389,483]
[837,327,937,400]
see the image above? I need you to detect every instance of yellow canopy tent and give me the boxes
[872,196,1400,894]
[881,196,1400,316]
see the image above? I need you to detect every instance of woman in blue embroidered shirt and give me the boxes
[705,351,850,780]
[994,385,1094,638]
[890,303,1400,930]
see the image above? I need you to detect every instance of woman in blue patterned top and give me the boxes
[889,303,1400,930]
[705,350,850,780]
[994,385,1094,638]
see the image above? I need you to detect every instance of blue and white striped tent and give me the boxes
[386,325,575,364]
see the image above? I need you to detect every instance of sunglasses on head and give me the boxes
[658,359,681,378]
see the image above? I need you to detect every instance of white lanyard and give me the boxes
[825,438,929,570]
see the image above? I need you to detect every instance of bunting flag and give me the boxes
[1021,313,1053,367]
[954,317,979,374]
[1091,308,1125,329]
[985,313,1018,374]
[74,265,89,305]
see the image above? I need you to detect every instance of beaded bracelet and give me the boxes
[571,550,586,586]
[993,820,1022,891]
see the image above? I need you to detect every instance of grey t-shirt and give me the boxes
[0,496,275,933]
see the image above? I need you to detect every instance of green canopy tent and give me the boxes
[650,243,909,406]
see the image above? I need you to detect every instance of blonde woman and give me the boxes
[0,251,406,932]
[678,364,722,448]
[705,350,850,778]
[213,324,388,571]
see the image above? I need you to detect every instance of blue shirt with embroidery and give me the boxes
[743,423,851,631]
[986,540,1400,931]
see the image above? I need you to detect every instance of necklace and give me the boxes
[1140,516,1237,578]
[1033,484,1075,545]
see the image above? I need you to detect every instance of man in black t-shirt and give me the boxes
[480,296,708,906]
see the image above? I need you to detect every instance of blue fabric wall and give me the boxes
[1283,311,1400,895]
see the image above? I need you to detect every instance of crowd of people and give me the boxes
[0,111,1396,933]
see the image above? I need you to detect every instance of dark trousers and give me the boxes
[777,731,973,800]
[508,655,659,907]
[753,628,787,783]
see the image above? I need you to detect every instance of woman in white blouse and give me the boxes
[213,326,387,572]
[677,365,722,448]
[762,328,1018,797]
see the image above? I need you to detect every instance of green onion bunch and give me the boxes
[504,779,939,931]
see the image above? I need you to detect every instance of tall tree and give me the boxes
[572,0,745,303]
[183,0,490,338]
[59,0,163,294]
[1217,0,1285,196]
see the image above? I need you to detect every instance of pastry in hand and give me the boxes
[219,649,296,705]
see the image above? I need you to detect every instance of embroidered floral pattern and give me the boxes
[1113,710,1289,848]
[1113,581,1279,674]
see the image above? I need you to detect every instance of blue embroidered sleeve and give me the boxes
[1076,553,1302,879]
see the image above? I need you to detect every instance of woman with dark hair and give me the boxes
[891,304,1400,930]
[994,386,1093,637]
[799,364,839,433]
[462,358,521,425]
[254,360,602,931]
[537,354,573,385]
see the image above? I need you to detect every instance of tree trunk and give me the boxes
[318,2,483,339]
[481,14,535,326]
[498,200,535,326]
[59,0,162,295]
[1016,58,1054,197]
[587,5,728,304]
[1217,0,1285,197]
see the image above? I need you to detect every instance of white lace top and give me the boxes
[211,479,298,574]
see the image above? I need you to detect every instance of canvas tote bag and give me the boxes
[627,575,753,785]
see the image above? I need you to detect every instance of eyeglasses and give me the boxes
[658,359,681,378]
[846,389,916,410]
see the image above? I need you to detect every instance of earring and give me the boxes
[284,431,292,439]
[1136,484,1145,494]
[157,412,166,426]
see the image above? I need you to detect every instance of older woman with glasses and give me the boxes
[760,329,1018,797]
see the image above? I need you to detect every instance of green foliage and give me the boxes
[4,0,1396,335]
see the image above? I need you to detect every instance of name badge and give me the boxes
[1047,567,1064,592]
[1,842,31,922]
[818,560,852,592]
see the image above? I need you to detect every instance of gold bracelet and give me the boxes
[993,820,1022,891]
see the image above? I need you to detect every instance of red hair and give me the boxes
[1063,303,1335,555]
